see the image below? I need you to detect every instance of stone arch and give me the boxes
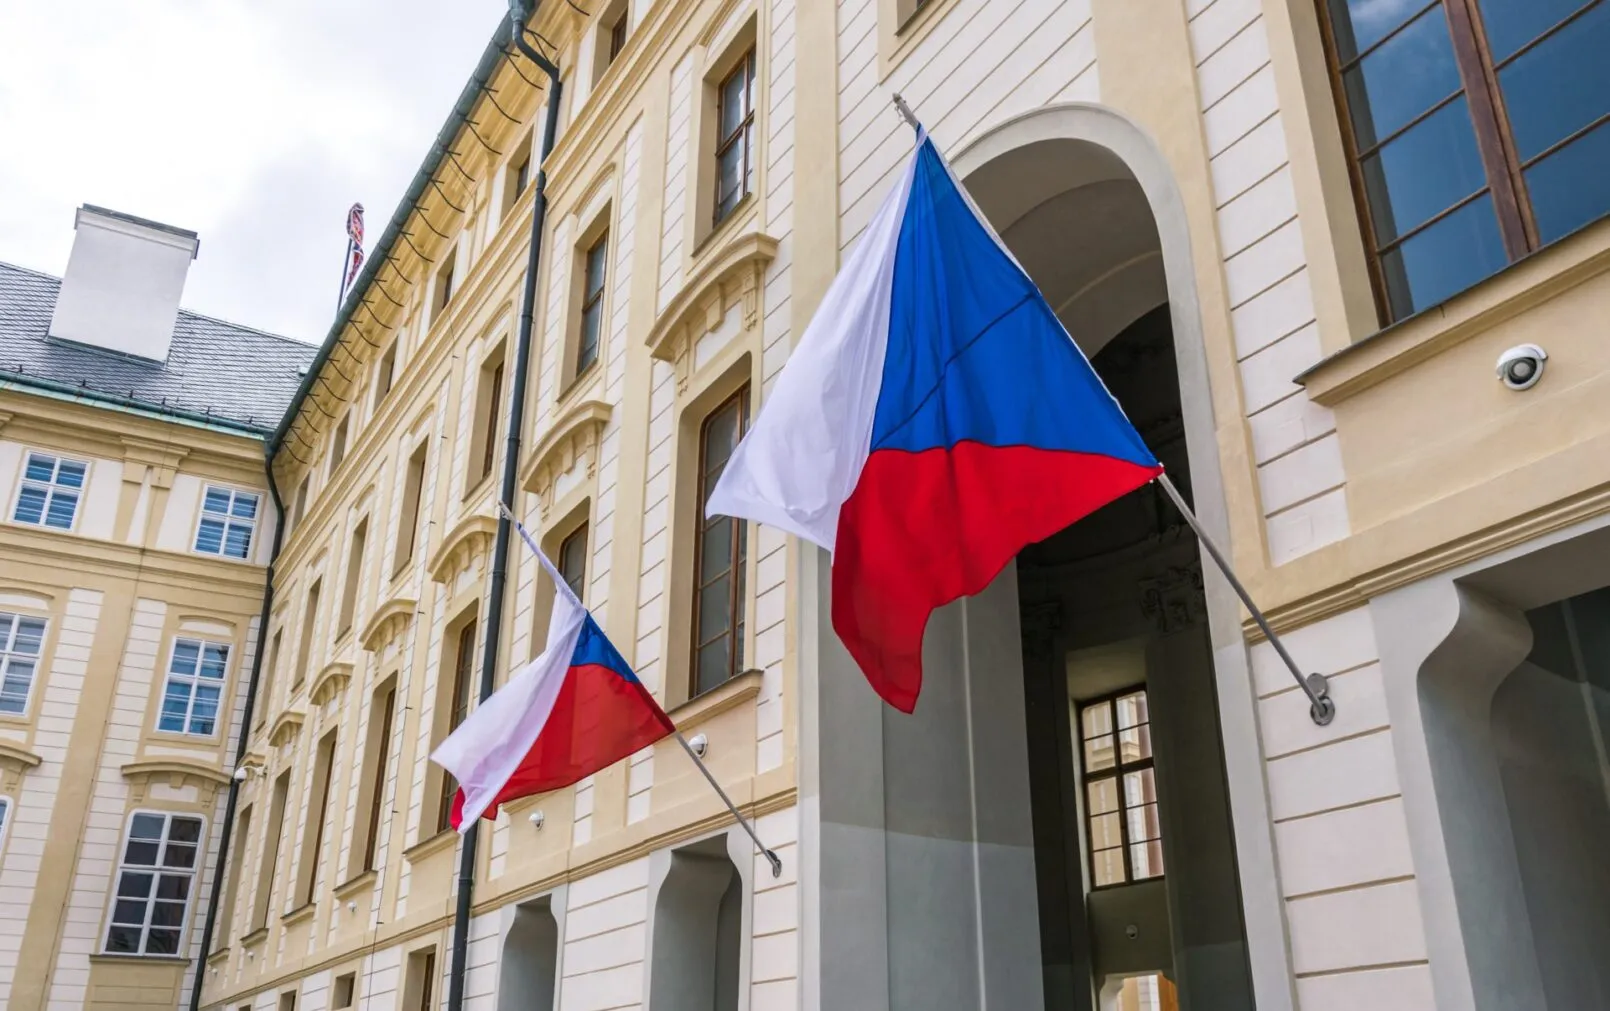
[496,892,561,1011]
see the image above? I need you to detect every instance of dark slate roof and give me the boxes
[0,260,317,434]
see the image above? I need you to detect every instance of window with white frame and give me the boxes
[105,811,204,956]
[0,610,46,715]
[13,452,86,530]
[157,638,230,735]
[194,486,259,560]
[0,797,11,852]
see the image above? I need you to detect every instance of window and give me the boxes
[13,452,85,530]
[0,611,46,715]
[329,415,350,475]
[1320,0,1610,321]
[256,629,282,728]
[290,477,310,533]
[278,992,297,1011]
[194,486,259,559]
[436,620,477,834]
[404,948,438,1011]
[394,443,428,575]
[470,348,507,489]
[357,680,397,873]
[577,233,608,378]
[609,12,628,61]
[433,254,456,320]
[375,342,398,407]
[216,804,250,951]
[1078,689,1162,887]
[253,771,291,932]
[104,812,204,955]
[504,147,532,221]
[691,389,749,697]
[0,798,11,853]
[294,579,321,689]
[296,729,338,907]
[333,972,357,1009]
[157,637,230,735]
[558,524,588,601]
[338,519,368,637]
[714,50,757,224]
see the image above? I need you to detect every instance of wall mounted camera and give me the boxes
[1496,344,1547,391]
[528,809,545,830]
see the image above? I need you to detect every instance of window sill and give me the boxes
[332,868,379,901]
[1300,215,1610,406]
[554,360,602,412]
[89,952,190,965]
[694,194,757,261]
[280,901,316,927]
[206,946,231,966]
[461,468,495,505]
[240,926,270,949]
[668,668,764,731]
[402,828,459,865]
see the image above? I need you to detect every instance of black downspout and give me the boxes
[187,451,285,1011]
[445,12,561,1011]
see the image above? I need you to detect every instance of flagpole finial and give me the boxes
[892,93,922,134]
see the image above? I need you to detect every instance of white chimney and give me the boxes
[48,205,199,362]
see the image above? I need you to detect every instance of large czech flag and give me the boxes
[707,134,1161,713]
[432,571,674,830]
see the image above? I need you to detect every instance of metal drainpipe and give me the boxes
[445,8,561,1011]
[187,450,286,1011]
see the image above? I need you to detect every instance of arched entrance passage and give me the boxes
[803,104,1292,1011]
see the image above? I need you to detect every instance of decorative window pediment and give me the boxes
[645,230,778,393]
[428,514,498,585]
[309,661,354,706]
[267,710,305,748]
[121,757,231,803]
[520,400,613,513]
[0,740,41,793]
[361,594,419,654]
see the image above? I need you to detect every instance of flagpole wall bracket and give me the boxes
[1154,474,1336,727]
[892,93,922,133]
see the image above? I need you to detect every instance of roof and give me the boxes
[0,260,317,435]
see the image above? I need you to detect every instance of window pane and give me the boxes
[224,523,253,559]
[1477,0,1598,60]
[701,516,734,577]
[1130,838,1166,880]
[1092,848,1126,887]
[1496,1,1610,161]
[697,575,733,642]
[14,486,45,525]
[1115,692,1148,729]
[1089,811,1123,850]
[716,144,744,219]
[201,644,229,678]
[1340,5,1462,148]
[1380,194,1509,316]
[1325,0,1431,59]
[232,492,259,519]
[586,240,608,296]
[1081,702,1113,739]
[130,813,166,841]
[158,871,193,896]
[1083,733,1116,773]
[1086,777,1119,816]
[696,638,732,694]
[118,871,155,898]
[105,926,142,953]
[56,461,86,488]
[1127,801,1163,844]
[1118,722,1153,763]
[24,455,55,482]
[146,928,180,955]
[14,618,43,653]
[702,407,740,473]
[1124,768,1159,809]
[171,640,200,674]
[1359,98,1487,244]
[720,71,746,139]
[150,899,187,926]
[1526,120,1610,242]
[45,492,77,529]
[170,817,201,843]
[203,488,232,514]
[195,518,225,554]
[579,305,602,372]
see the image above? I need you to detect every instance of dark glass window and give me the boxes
[1320,0,1610,321]
[105,813,203,955]
[609,14,628,62]
[559,524,588,602]
[1078,690,1163,888]
[692,388,749,697]
[577,233,608,377]
[714,51,757,225]
[436,620,477,833]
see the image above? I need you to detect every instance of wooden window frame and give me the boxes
[473,351,507,488]
[1076,687,1163,890]
[576,232,609,379]
[393,443,428,576]
[609,13,628,62]
[713,49,757,226]
[337,518,368,637]
[558,523,589,602]
[436,619,478,834]
[360,682,396,873]
[297,728,339,907]
[293,578,321,689]
[689,387,750,699]
[1316,0,1607,323]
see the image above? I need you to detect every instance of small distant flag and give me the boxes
[343,203,366,293]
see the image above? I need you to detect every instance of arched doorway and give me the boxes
[805,104,1288,1011]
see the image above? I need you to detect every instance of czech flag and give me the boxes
[431,557,674,830]
[706,133,1161,713]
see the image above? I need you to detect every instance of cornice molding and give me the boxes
[646,230,779,393]
[119,436,191,490]
[0,740,41,793]
[361,594,419,653]
[520,399,612,512]
[121,757,231,803]
[267,710,305,749]
[428,513,498,585]
[309,660,354,706]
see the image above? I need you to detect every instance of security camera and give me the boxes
[232,766,249,782]
[528,810,545,830]
[1497,344,1547,391]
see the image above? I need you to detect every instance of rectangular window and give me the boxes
[504,146,532,220]
[216,804,250,952]
[329,415,350,474]
[577,233,608,378]
[471,352,506,488]
[375,342,398,407]
[253,771,291,932]
[194,486,259,559]
[157,637,230,736]
[394,444,428,575]
[434,255,456,319]
[294,579,321,689]
[278,992,297,1011]
[1078,689,1162,888]
[338,520,368,637]
[256,629,282,729]
[405,948,438,1011]
[333,973,357,1009]
[13,451,86,530]
[296,728,338,907]
[0,611,46,715]
[714,50,757,225]
[104,811,204,955]
[1319,0,1610,321]
[358,681,397,873]
[692,388,749,697]
[0,797,11,851]
[558,524,588,601]
[436,620,477,834]
[290,477,310,533]
[609,13,628,61]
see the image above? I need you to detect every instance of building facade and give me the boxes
[200,1,1610,1010]
[0,208,314,1009]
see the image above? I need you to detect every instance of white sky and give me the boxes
[0,1,508,345]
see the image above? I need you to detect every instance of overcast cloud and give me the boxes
[0,1,507,344]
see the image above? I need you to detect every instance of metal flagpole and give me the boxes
[1155,474,1335,725]
[494,502,785,876]
[335,236,355,314]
